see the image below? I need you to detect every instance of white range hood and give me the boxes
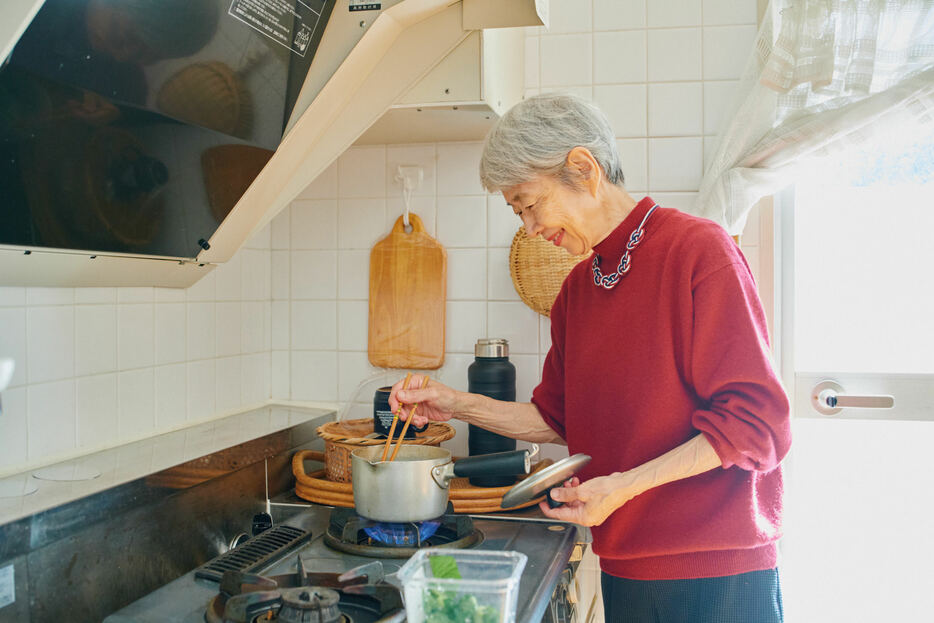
[0,0,545,287]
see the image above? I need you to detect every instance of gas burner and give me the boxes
[277,587,342,623]
[363,519,440,546]
[204,565,403,623]
[323,507,483,558]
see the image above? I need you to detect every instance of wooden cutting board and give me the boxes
[368,213,446,369]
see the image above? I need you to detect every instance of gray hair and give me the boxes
[479,93,624,192]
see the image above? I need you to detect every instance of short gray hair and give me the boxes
[479,93,624,192]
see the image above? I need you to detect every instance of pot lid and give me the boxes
[500,453,591,509]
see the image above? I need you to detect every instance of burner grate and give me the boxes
[196,525,312,582]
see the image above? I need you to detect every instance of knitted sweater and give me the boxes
[531,197,792,580]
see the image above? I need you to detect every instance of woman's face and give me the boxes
[502,174,598,256]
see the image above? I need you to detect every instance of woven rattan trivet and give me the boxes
[293,450,552,513]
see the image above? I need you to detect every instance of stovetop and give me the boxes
[104,505,578,623]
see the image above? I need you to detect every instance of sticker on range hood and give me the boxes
[228,0,327,57]
[350,1,381,10]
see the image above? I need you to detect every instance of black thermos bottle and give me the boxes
[467,338,518,487]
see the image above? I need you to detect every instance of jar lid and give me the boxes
[475,338,509,358]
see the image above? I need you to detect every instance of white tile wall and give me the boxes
[594,31,646,84]
[545,0,592,34]
[0,388,28,467]
[76,374,118,449]
[703,25,758,79]
[704,80,741,135]
[437,196,487,248]
[0,308,27,387]
[649,137,704,190]
[118,368,155,441]
[155,304,187,365]
[0,223,273,473]
[540,34,593,88]
[593,0,645,31]
[648,28,703,81]
[648,0,702,28]
[154,364,187,430]
[648,82,704,136]
[28,380,75,459]
[594,84,647,137]
[0,0,768,481]
[291,200,338,250]
[704,0,759,25]
[118,304,154,370]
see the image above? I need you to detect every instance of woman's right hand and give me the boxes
[388,374,462,427]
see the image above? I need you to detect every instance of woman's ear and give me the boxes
[566,147,602,197]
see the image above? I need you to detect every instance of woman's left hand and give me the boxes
[538,473,638,527]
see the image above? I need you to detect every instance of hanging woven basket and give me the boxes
[509,228,591,316]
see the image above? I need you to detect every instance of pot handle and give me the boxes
[452,450,530,480]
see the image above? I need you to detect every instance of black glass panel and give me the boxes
[1,0,332,258]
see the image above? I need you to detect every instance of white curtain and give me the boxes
[695,0,934,235]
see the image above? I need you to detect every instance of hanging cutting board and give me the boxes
[368,213,446,369]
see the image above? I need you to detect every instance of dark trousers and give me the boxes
[601,568,783,623]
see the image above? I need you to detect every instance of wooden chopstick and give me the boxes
[389,376,429,462]
[382,372,412,461]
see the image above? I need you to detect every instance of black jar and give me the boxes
[373,386,427,438]
[467,338,518,487]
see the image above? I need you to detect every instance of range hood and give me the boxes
[0,0,546,287]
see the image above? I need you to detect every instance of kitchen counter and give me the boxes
[0,404,334,560]
[0,403,337,621]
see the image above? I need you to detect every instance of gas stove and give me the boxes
[105,504,579,623]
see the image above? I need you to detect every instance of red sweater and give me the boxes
[532,197,791,580]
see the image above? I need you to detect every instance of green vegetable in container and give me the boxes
[423,588,500,623]
[423,554,501,623]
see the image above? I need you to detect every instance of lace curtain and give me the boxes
[695,0,934,234]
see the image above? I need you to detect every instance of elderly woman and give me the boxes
[390,93,791,623]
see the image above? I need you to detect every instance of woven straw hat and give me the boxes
[509,228,591,316]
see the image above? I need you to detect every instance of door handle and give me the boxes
[811,380,895,416]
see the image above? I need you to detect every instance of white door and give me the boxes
[777,163,934,622]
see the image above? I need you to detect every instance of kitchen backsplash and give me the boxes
[0,0,766,473]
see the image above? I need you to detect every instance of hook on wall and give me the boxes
[395,165,424,229]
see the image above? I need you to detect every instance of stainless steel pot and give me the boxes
[350,445,530,522]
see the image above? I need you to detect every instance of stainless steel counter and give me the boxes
[0,404,334,539]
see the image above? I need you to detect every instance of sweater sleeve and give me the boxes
[531,287,568,441]
[690,260,791,472]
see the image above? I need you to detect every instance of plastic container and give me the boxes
[398,548,528,623]
[467,338,518,487]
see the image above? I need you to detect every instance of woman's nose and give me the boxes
[521,214,542,237]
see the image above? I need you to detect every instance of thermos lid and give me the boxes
[475,338,509,358]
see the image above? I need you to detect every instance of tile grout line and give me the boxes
[644,0,651,196]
